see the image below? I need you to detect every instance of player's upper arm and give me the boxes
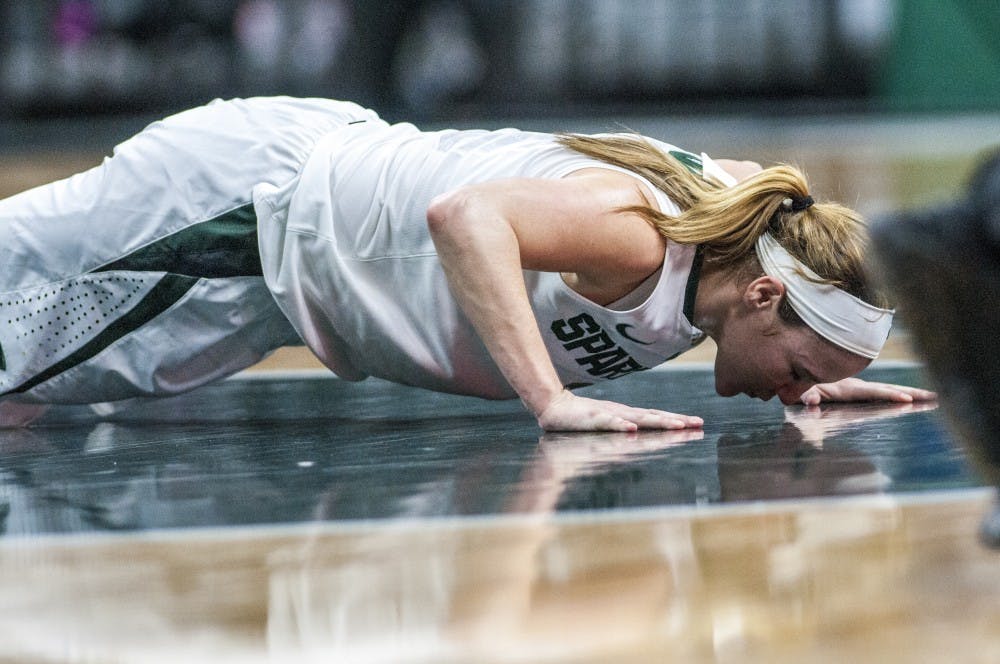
[426,169,666,283]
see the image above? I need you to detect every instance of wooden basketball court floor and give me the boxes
[2,113,999,663]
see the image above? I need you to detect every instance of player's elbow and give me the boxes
[427,187,500,238]
[426,189,467,236]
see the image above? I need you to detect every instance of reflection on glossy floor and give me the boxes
[1,367,998,663]
[0,368,975,532]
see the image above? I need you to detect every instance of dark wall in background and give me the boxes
[0,0,996,125]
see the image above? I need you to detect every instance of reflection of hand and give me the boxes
[537,429,704,474]
[510,429,705,514]
[783,400,939,445]
[537,390,703,432]
[800,377,937,406]
[0,402,49,428]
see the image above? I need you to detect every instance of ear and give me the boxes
[742,276,786,311]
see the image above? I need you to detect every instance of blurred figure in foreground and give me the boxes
[871,149,1000,547]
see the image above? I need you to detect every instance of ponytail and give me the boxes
[556,133,889,308]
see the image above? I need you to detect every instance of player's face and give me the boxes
[713,309,870,405]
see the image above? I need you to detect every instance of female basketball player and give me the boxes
[0,97,934,430]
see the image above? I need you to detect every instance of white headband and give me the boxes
[698,152,893,359]
[755,232,893,359]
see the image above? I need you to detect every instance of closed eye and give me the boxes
[794,366,823,385]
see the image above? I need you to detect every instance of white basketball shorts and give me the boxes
[0,96,371,407]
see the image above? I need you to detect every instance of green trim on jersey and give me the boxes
[668,150,703,177]
[682,246,703,325]
[664,245,706,362]
[1,274,199,397]
[96,203,262,278]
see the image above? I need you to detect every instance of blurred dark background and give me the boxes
[1,0,997,126]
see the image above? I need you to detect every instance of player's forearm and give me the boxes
[427,193,565,416]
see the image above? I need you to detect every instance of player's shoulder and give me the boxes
[562,167,664,213]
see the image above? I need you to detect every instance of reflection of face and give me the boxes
[717,425,882,501]
[713,290,871,405]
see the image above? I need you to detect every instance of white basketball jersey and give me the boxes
[255,119,705,399]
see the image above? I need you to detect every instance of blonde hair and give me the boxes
[556,133,889,308]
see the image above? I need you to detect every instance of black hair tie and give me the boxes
[782,195,814,212]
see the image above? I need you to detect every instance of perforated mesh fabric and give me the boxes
[0,274,161,392]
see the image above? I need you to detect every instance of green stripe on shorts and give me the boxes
[96,203,261,277]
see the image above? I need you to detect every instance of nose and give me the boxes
[776,382,811,405]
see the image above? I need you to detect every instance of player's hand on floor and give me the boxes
[798,377,937,406]
[536,390,703,432]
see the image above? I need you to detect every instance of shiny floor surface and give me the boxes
[0,367,976,535]
[2,367,999,663]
